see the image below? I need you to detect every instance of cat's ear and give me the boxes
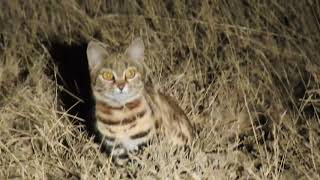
[86,41,107,70]
[126,38,144,62]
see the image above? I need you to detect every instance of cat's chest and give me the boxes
[95,97,156,149]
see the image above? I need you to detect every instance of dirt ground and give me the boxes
[1,1,320,179]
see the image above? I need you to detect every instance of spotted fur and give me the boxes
[86,38,193,158]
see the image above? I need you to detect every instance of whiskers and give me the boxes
[94,89,142,107]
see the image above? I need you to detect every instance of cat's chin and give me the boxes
[93,89,143,107]
[104,93,142,107]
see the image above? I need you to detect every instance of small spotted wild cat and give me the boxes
[86,38,193,158]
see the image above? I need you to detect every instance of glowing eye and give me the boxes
[101,71,114,81]
[125,68,136,79]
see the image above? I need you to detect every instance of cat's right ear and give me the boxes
[86,41,107,71]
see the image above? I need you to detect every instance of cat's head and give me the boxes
[87,38,145,106]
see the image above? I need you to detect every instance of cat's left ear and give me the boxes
[126,38,145,62]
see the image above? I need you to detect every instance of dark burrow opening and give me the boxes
[45,40,98,139]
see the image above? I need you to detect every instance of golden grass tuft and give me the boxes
[1,0,320,179]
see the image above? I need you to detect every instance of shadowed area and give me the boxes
[46,41,97,135]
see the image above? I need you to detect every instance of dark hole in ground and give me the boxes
[45,40,98,139]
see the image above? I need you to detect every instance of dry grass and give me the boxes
[1,0,320,179]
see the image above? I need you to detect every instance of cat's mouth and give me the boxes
[104,92,140,105]
[93,89,142,106]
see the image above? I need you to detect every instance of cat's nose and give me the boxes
[117,82,126,91]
